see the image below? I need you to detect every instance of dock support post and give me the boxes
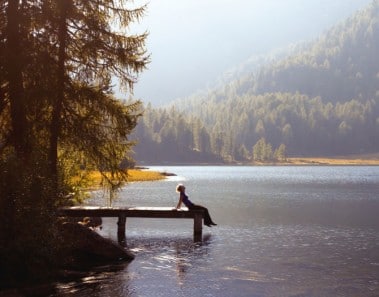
[117,214,127,246]
[193,213,203,242]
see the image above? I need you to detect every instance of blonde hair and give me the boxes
[176,184,185,193]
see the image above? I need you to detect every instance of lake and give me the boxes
[52,166,379,297]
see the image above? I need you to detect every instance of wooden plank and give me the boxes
[58,206,123,217]
[58,206,204,219]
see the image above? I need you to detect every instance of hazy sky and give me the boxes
[124,0,372,106]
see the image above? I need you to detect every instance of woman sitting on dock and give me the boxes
[175,184,217,227]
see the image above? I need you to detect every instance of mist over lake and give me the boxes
[52,166,379,297]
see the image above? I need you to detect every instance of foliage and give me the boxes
[131,104,223,164]
[252,138,272,162]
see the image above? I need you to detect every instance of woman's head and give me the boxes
[176,184,185,193]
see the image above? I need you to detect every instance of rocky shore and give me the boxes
[58,221,134,264]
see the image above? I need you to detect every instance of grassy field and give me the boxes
[286,153,379,165]
[248,153,379,166]
[128,169,167,181]
[89,169,165,182]
[73,168,167,190]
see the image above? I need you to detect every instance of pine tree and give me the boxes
[0,1,148,282]
[41,0,149,192]
[274,144,287,162]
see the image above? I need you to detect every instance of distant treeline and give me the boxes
[132,1,379,163]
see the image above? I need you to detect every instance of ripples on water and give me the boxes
[51,166,379,297]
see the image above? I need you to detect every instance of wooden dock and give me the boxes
[58,206,205,243]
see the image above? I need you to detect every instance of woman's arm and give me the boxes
[176,194,183,209]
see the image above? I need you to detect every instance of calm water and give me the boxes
[52,166,379,297]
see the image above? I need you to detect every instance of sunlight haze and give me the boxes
[128,0,372,106]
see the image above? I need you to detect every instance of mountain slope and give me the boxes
[178,1,379,111]
[246,1,379,103]
[132,1,379,163]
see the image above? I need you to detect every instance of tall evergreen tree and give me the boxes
[0,0,148,284]
[39,0,149,192]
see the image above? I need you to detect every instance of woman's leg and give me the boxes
[190,205,215,226]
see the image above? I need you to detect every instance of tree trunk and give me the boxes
[6,0,29,161]
[49,0,68,193]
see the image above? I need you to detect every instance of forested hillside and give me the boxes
[132,1,379,164]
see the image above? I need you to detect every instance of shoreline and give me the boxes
[139,158,379,167]
[80,154,379,190]
[138,153,379,167]
[282,156,379,166]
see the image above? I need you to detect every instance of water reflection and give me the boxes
[128,235,213,289]
[52,263,131,296]
[175,234,212,286]
[51,235,213,297]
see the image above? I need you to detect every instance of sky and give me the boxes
[122,0,373,106]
